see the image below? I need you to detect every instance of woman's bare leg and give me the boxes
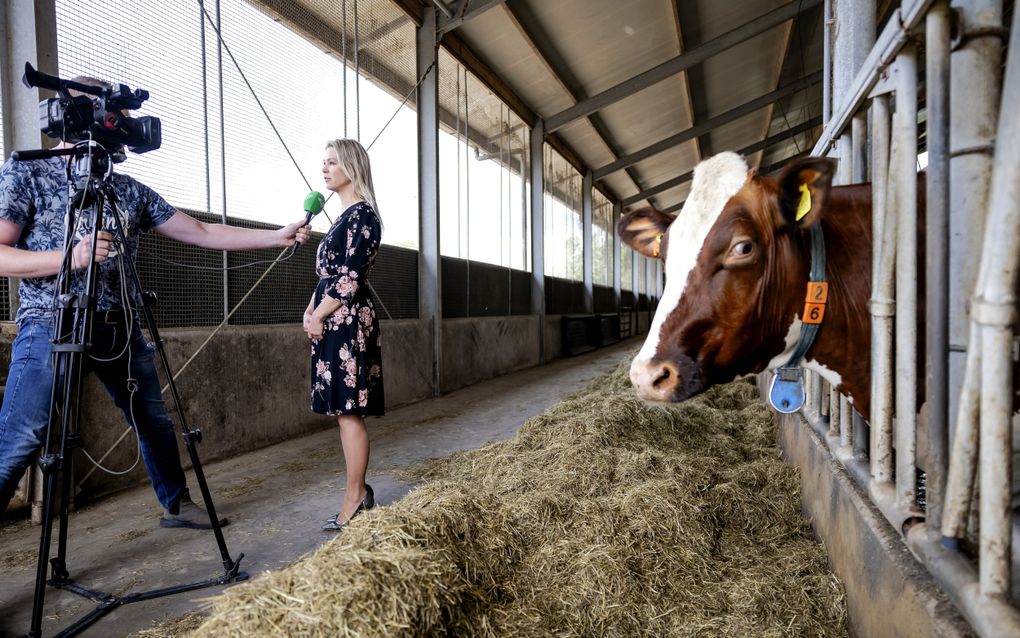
[337,415,369,522]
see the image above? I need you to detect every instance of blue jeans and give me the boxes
[0,315,187,512]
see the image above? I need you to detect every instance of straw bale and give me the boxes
[191,356,846,637]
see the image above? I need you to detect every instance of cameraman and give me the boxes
[0,76,311,529]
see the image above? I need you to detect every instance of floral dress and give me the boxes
[310,201,384,416]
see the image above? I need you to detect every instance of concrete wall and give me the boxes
[441,316,541,393]
[4,319,436,506]
[3,312,636,509]
[776,412,973,638]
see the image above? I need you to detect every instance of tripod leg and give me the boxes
[30,315,85,635]
[51,341,87,584]
[103,188,243,576]
[29,458,60,637]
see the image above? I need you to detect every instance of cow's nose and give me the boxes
[630,357,681,401]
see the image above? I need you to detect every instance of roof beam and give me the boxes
[437,0,507,36]
[545,0,822,133]
[503,2,648,203]
[621,115,822,207]
[593,70,821,179]
[669,1,704,168]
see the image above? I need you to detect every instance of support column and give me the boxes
[582,170,593,314]
[417,6,442,395]
[612,200,621,310]
[530,119,545,360]
[1,0,58,523]
[0,0,58,320]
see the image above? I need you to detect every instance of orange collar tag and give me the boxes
[802,281,828,324]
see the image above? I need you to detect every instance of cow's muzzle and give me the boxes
[629,356,703,402]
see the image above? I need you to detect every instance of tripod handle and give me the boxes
[11,147,78,161]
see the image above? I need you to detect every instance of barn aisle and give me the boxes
[0,339,639,638]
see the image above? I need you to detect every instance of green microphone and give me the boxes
[294,191,326,250]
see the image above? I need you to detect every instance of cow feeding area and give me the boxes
[186,357,847,637]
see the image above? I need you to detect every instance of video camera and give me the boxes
[23,62,161,159]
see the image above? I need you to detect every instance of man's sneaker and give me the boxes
[159,494,229,530]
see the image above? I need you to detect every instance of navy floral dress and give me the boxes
[310,201,384,416]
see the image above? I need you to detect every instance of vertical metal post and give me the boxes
[851,111,869,459]
[974,0,1019,598]
[0,0,58,520]
[894,44,918,510]
[822,0,832,122]
[631,248,639,332]
[417,7,442,394]
[870,92,894,484]
[947,0,1004,427]
[530,120,546,360]
[829,385,839,437]
[582,170,593,314]
[925,0,951,535]
[612,201,622,312]
[216,0,228,321]
[353,0,360,141]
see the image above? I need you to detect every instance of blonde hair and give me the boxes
[326,138,380,218]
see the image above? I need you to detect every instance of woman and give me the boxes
[304,138,384,531]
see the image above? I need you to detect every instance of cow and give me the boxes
[618,151,897,418]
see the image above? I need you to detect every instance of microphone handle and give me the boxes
[292,211,314,250]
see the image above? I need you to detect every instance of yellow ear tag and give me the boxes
[795,183,812,221]
[651,233,664,258]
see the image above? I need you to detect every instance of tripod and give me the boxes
[12,142,248,638]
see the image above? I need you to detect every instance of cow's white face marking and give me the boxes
[635,152,750,364]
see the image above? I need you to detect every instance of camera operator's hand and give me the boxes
[278,218,312,248]
[72,231,114,270]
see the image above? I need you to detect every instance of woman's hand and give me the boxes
[305,313,325,340]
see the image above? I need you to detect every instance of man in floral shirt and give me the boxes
[0,81,311,528]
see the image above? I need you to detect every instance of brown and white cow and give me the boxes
[619,151,885,417]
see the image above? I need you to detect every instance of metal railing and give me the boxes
[801,1,1019,635]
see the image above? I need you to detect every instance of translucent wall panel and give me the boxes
[543,144,582,280]
[593,190,612,286]
[437,49,529,269]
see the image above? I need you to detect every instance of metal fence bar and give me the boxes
[893,44,918,511]
[923,0,951,536]
[869,91,894,485]
[973,1,1020,596]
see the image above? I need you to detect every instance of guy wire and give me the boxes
[78,1,424,489]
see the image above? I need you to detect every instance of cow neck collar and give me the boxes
[785,223,827,366]
[767,223,827,413]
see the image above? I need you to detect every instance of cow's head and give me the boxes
[619,152,834,402]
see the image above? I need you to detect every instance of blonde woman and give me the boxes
[304,139,384,531]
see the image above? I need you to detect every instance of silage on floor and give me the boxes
[192,357,846,637]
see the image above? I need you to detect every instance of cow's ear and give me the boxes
[776,157,835,228]
[618,206,672,260]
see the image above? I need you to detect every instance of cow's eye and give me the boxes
[725,238,756,265]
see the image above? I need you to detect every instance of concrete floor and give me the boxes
[0,339,637,638]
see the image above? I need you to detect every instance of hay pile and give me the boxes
[192,357,846,637]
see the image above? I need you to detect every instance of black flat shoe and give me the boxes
[321,484,375,531]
